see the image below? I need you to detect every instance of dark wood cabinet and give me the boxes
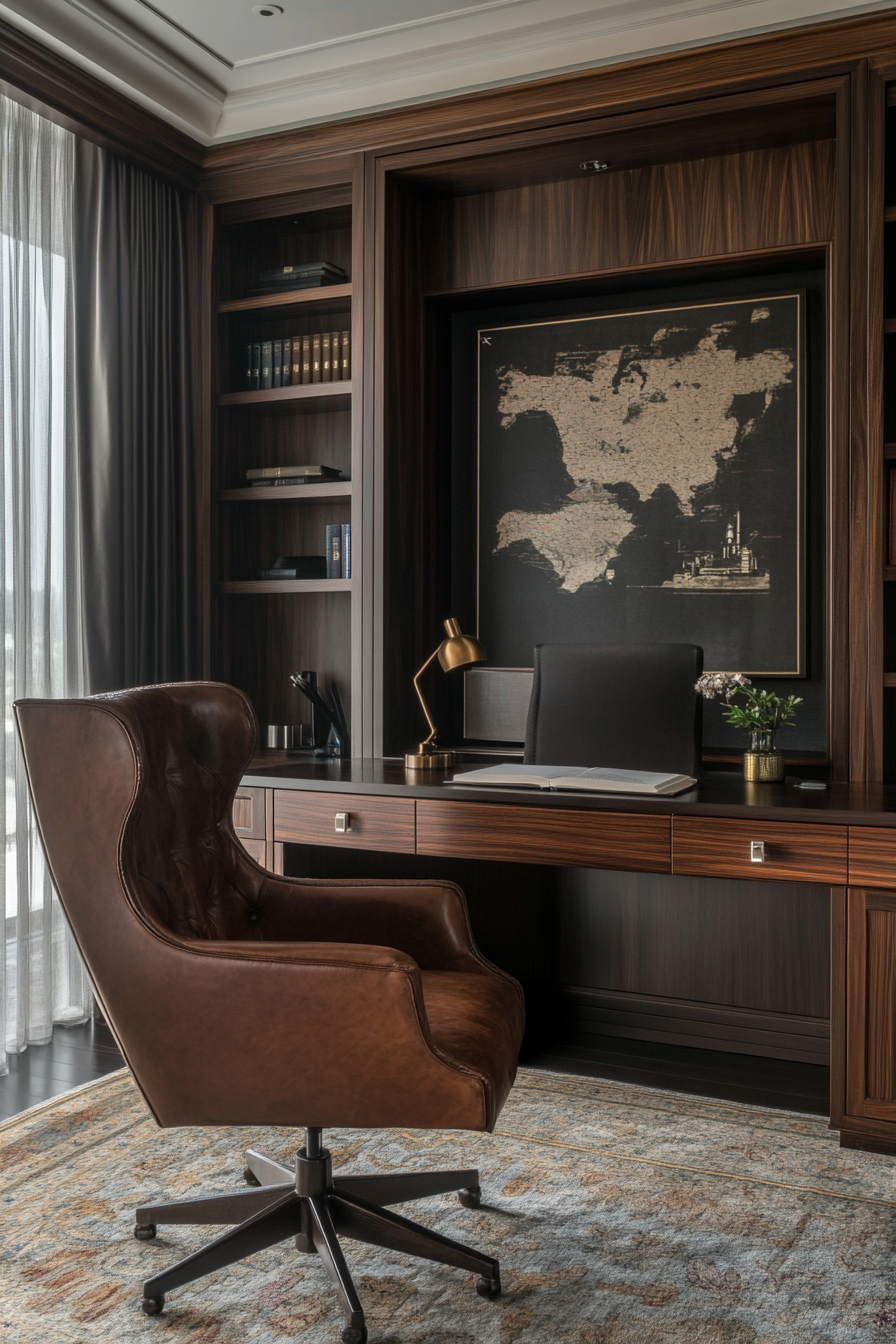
[673,817,848,884]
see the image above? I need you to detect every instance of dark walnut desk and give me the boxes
[235,759,896,1156]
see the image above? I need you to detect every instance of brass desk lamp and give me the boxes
[405,617,485,769]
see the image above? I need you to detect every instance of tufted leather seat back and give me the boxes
[96,682,265,941]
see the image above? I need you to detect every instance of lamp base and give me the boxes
[404,748,456,770]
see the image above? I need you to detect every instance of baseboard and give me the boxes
[525,983,830,1065]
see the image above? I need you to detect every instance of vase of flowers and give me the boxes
[696,673,802,782]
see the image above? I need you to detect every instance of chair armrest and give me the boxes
[180,939,417,973]
[251,875,490,973]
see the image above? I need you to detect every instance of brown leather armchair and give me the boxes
[15,682,525,1344]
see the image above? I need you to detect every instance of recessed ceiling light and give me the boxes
[251,3,283,15]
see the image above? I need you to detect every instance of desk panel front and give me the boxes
[416,800,671,871]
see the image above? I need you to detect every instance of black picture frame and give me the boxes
[474,291,806,677]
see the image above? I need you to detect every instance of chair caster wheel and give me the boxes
[458,1185,481,1209]
[243,1166,262,1187]
[134,1224,157,1240]
[141,1295,165,1315]
[341,1328,367,1343]
[476,1274,501,1300]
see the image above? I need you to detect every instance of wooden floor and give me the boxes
[0,1021,828,1123]
[522,1037,830,1115]
[0,1019,124,1122]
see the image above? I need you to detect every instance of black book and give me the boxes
[261,341,273,389]
[326,524,342,579]
[257,261,347,283]
[260,555,327,580]
[251,342,261,391]
[246,343,253,390]
[272,339,282,388]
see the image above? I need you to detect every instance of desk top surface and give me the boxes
[242,757,896,827]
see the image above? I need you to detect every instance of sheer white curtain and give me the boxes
[1,95,92,1074]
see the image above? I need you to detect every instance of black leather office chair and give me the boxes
[523,643,703,776]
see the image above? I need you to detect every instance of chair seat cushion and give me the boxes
[421,970,524,1128]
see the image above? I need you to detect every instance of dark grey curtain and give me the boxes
[73,141,196,692]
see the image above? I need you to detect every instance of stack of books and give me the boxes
[246,331,350,389]
[248,261,348,295]
[246,465,343,489]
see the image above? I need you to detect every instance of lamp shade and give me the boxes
[436,618,486,673]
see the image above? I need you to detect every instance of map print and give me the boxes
[476,295,804,674]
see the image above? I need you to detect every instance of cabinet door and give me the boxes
[846,888,896,1127]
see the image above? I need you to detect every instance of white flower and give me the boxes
[695,672,751,701]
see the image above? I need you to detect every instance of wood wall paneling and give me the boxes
[557,868,830,1018]
[430,141,836,293]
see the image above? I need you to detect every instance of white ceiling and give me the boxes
[2,0,895,145]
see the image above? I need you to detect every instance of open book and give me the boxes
[450,763,697,796]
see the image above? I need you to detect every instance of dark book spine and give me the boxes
[326,524,342,579]
[301,335,311,384]
[272,339,282,388]
[331,331,342,381]
[291,337,301,385]
[321,331,332,382]
[246,343,253,390]
[261,341,273,389]
[890,466,896,567]
[341,329,350,380]
[341,523,351,579]
[251,342,261,391]
[312,333,321,383]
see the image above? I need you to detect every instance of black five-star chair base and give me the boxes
[134,1127,501,1344]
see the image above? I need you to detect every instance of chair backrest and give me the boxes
[14,681,264,1011]
[523,643,703,776]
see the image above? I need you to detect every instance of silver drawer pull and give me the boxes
[750,840,766,863]
[335,812,350,834]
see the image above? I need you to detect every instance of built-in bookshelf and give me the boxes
[208,192,358,740]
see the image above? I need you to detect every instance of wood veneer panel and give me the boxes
[433,141,835,292]
[849,826,896,885]
[866,908,896,1100]
[233,787,265,838]
[673,817,847,883]
[274,790,415,852]
[416,801,670,871]
[219,283,352,314]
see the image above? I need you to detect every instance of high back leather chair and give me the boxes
[524,642,704,777]
[15,683,524,1344]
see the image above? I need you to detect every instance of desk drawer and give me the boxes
[274,790,416,853]
[848,827,896,887]
[673,817,847,883]
[416,801,670,871]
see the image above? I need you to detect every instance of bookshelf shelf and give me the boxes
[218,382,353,408]
[885,567,896,582]
[885,443,896,460]
[886,205,896,222]
[219,283,352,315]
[219,482,352,503]
[886,318,896,334]
[886,673,896,688]
[220,579,353,595]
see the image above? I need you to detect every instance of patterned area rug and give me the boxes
[2,1067,896,1343]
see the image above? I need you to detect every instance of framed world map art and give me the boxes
[475,292,806,675]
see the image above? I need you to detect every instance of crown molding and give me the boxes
[0,0,894,145]
[0,13,203,184]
